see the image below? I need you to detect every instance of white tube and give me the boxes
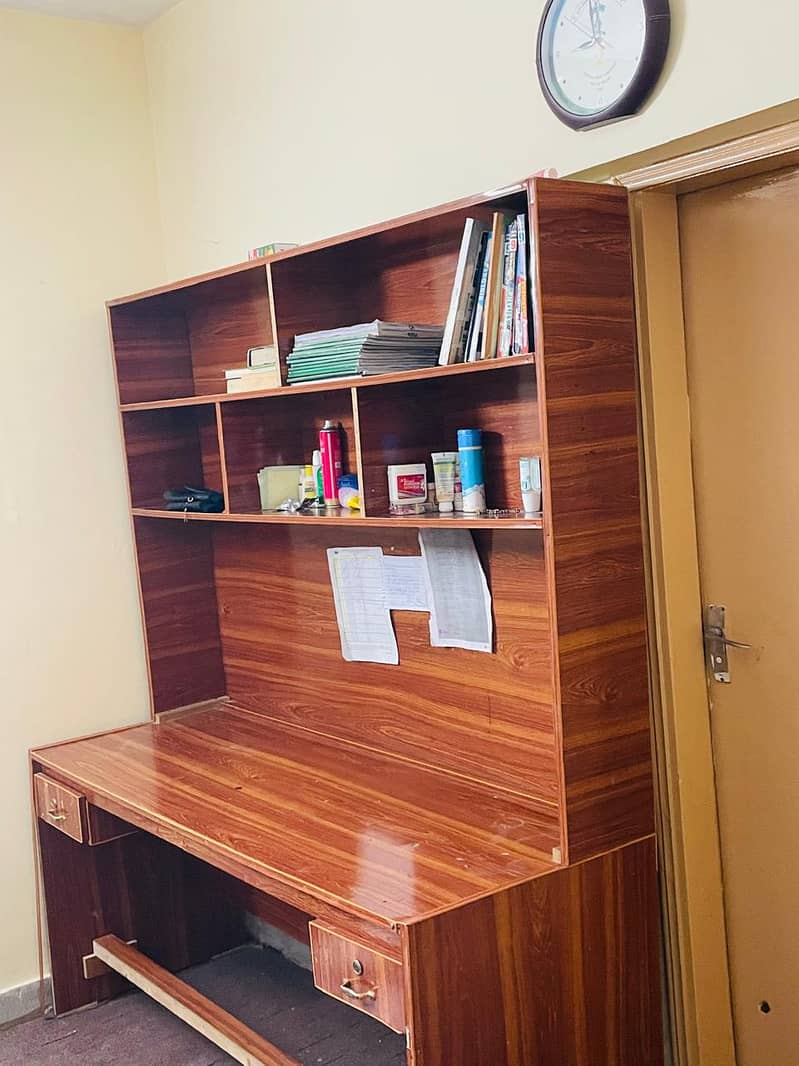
[431,452,458,513]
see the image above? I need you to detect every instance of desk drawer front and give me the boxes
[34,773,84,843]
[309,921,405,1033]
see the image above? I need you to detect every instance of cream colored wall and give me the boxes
[0,10,163,996]
[144,0,799,278]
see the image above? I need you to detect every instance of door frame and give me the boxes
[586,114,799,1066]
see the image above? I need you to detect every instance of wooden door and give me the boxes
[678,166,799,1065]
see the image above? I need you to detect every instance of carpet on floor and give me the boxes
[0,945,407,1065]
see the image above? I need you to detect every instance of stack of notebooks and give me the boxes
[287,321,444,384]
[438,211,532,365]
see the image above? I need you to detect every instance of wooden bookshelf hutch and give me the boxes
[31,177,662,1065]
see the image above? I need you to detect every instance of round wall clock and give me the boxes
[537,0,670,131]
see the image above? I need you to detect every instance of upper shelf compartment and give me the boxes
[109,263,272,405]
[269,186,529,381]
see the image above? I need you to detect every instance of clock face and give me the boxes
[539,0,651,121]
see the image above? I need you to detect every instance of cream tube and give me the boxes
[431,452,458,513]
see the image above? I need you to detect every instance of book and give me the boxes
[438,219,489,366]
[247,344,279,368]
[480,211,515,359]
[286,321,444,384]
[456,231,490,363]
[466,233,493,362]
[248,242,297,260]
[497,219,518,358]
[512,214,530,355]
[226,367,282,392]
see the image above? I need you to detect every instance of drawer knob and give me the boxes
[48,801,67,823]
[340,978,377,1001]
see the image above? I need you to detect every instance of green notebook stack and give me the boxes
[287,321,444,385]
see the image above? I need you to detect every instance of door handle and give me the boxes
[703,604,751,683]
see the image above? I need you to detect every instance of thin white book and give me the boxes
[438,219,489,366]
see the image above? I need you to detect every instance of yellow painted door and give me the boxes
[679,167,799,1066]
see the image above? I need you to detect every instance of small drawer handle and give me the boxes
[340,978,377,1001]
[48,802,67,822]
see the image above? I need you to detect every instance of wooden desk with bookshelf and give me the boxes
[30,177,663,1065]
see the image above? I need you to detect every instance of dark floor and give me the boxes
[0,946,406,1065]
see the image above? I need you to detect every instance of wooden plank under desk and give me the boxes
[31,702,556,928]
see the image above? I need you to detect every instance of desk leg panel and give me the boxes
[403,837,662,1066]
[37,821,247,1015]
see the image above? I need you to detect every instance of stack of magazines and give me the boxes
[287,321,444,384]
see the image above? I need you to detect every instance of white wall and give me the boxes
[144,0,799,278]
[0,10,163,997]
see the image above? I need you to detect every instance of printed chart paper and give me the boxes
[327,547,399,665]
[419,529,493,653]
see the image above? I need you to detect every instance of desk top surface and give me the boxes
[32,701,556,926]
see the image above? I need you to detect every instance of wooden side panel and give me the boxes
[403,836,663,1066]
[35,808,246,1015]
[356,363,540,516]
[211,522,560,815]
[184,267,273,396]
[110,297,194,405]
[133,517,226,713]
[123,407,223,509]
[531,178,654,862]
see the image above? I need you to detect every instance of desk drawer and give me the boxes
[34,773,84,843]
[309,921,405,1033]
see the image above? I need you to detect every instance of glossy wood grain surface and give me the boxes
[220,389,355,513]
[132,516,226,713]
[122,406,223,509]
[110,295,194,404]
[184,266,272,396]
[355,362,540,515]
[403,836,662,1066]
[212,523,560,816]
[31,703,557,927]
[531,178,655,862]
[118,354,535,412]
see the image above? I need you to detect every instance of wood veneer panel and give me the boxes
[211,523,559,810]
[531,177,654,862]
[133,517,226,713]
[356,362,539,515]
[403,836,663,1066]
[184,266,272,396]
[31,705,558,927]
[269,194,528,376]
[123,407,223,509]
[220,390,355,512]
[110,296,194,405]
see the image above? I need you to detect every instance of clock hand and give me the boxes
[566,12,594,42]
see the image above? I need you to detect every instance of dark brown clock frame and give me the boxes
[536,0,671,131]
